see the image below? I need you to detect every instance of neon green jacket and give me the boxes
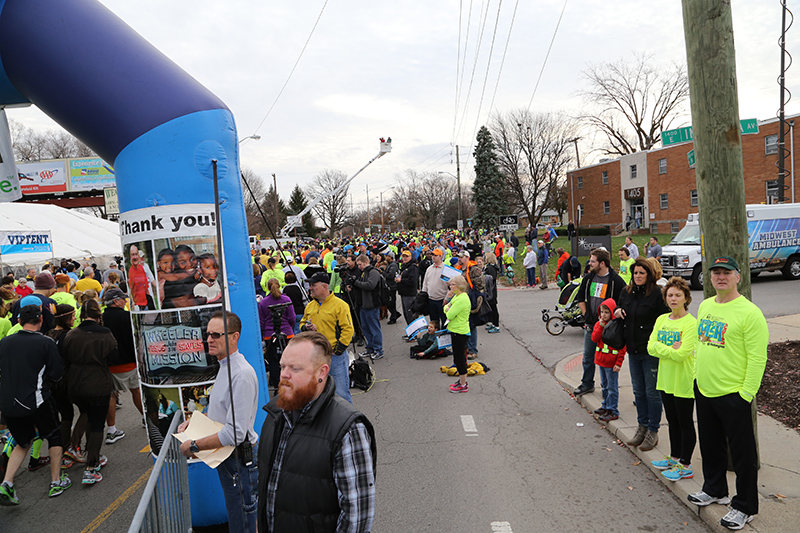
[444,292,471,335]
[260,268,286,292]
[618,258,634,285]
[695,295,768,401]
[647,312,696,398]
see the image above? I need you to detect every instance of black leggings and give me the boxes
[451,333,468,376]
[660,391,696,465]
[72,395,110,468]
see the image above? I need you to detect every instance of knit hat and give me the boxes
[34,272,56,289]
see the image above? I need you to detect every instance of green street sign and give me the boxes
[688,149,695,168]
[662,119,759,146]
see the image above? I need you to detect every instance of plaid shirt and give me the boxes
[265,404,376,533]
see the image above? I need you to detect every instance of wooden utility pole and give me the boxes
[682,0,758,467]
[681,0,751,301]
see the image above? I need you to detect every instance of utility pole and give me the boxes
[366,184,371,234]
[455,145,463,227]
[271,173,278,230]
[682,0,750,301]
[682,0,758,465]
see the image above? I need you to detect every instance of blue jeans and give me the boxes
[329,349,353,403]
[526,267,536,286]
[292,321,301,336]
[217,442,259,533]
[580,328,597,388]
[628,352,662,431]
[599,366,619,415]
[467,326,478,353]
[359,307,383,355]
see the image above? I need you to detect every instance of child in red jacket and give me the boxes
[591,298,627,421]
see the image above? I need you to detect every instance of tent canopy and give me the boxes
[0,203,121,269]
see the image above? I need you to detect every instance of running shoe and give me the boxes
[64,447,86,463]
[720,508,754,530]
[449,381,469,393]
[48,473,72,498]
[98,455,108,468]
[28,456,51,472]
[82,468,102,485]
[651,456,679,470]
[487,326,500,334]
[687,491,731,507]
[662,464,693,481]
[359,350,376,358]
[0,481,18,505]
[105,429,126,444]
[369,352,384,360]
[61,456,75,470]
[599,412,619,422]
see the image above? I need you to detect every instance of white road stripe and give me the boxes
[491,521,513,532]
[461,415,477,433]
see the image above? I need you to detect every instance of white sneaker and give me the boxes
[720,508,754,530]
[105,429,125,444]
[687,491,731,507]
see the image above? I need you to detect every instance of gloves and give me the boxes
[333,342,347,356]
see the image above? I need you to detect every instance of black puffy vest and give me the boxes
[257,379,376,533]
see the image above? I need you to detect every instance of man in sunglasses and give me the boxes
[178,311,259,533]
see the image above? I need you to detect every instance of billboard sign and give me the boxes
[68,157,115,191]
[17,160,67,194]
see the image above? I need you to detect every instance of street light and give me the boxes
[380,186,395,233]
[239,134,261,144]
[438,171,463,228]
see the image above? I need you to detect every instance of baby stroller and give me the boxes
[541,277,585,335]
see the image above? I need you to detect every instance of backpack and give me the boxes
[377,274,391,307]
[468,289,492,327]
[349,357,375,391]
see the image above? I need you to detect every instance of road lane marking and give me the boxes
[81,466,153,533]
[140,445,150,453]
[491,521,513,532]
[461,415,478,435]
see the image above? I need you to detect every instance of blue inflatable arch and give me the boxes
[0,0,267,525]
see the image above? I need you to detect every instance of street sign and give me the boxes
[661,119,759,146]
[688,149,696,168]
[499,224,519,232]
[499,214,518,226]
[457,219,463,230]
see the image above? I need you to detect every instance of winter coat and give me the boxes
[616,283,670,355]
[590,298,627,368]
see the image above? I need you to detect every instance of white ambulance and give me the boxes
[659,203,800,289]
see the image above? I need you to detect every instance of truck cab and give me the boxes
[660,204,800,289]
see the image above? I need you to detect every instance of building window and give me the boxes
[766,180,780,202]
[602,171,608,185]
[578,204,585,219]
[658,158,667,174]
[671,222,680,233]
[650,223,659,233]
[577,176,583,189]
[630,164,637,179]
[603,201,610,215]
[690,189,698,207]
[660,193,669,210]
[765,134,778,155]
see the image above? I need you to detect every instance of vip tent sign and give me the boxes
[0,231,53,255]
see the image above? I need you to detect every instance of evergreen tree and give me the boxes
[288,184,317,237]
[262,185,288,232]
[471,125,508,229]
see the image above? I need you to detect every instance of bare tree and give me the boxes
[241,168,270,237]
[306,169,350,234]
[490,109,576,225]
[10,119,96,161]
[579,52,689,155]
[390,170,455,229]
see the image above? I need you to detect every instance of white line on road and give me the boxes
[461,414,478,434]
[491,521,513,532]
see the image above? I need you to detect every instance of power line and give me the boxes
[467,0,504,150]
[527,0,569,110]
[453,0,475,143]
[454,0,493,144]
[486,0,520,119]
[251,0,330,137]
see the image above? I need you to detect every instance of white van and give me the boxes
[660,203,800,289]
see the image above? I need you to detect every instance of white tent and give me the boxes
[0,203,121,270]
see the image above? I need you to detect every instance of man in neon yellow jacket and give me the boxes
[687,256,768,531]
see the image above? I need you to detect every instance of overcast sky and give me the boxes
[9,0,800,208]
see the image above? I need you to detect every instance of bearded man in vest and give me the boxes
[257,331,376,533]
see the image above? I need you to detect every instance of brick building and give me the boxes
[567,114,799,234]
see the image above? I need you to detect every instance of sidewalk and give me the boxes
[554,314,800,533]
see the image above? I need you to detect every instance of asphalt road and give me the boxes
[4,272,795,531]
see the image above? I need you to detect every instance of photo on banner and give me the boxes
[142,385,182,456]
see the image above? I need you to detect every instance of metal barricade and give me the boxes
[128,413,191,533]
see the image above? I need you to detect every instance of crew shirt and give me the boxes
[647,312,696,398]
